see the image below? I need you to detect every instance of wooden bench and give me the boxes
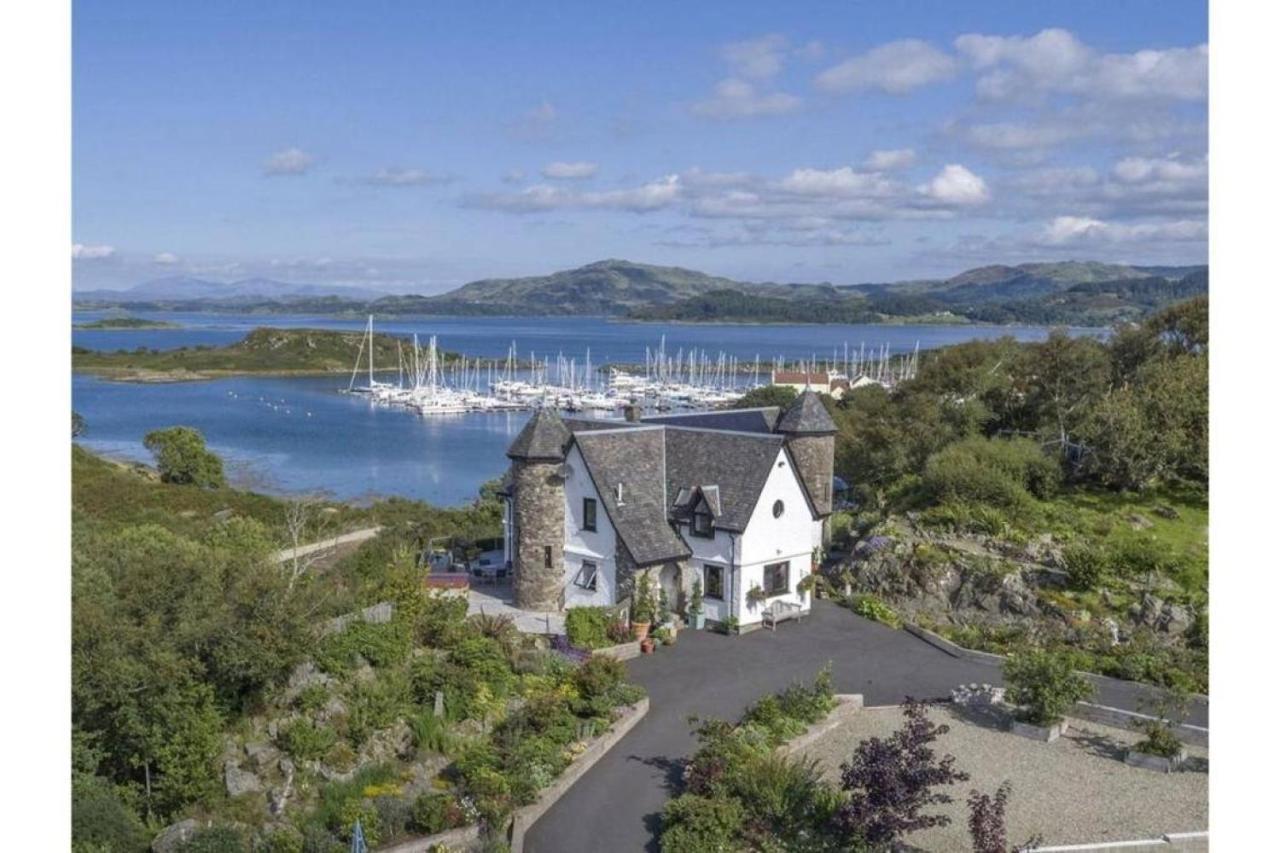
[762,600,805,631]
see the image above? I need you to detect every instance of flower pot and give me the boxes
[640,638,656,654]
[1009,718,1068,742]
[632,621,651,641]
[693,613,706,630]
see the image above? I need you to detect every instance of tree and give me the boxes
[143,426,226,487]
[1018,331,1110,457]
[836,699,970,847]
[732,384,797,410]
[283,496,333,591]
[73,410,87,438]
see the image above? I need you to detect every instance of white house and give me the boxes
[501,391,837,632]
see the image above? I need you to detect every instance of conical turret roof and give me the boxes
[775,389,837,435]
[506,407,571,460]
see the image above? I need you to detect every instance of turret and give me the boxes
[775,390,836,517]
[506,408,571,610]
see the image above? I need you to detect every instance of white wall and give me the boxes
[681,524,737,624]
[735,447,820,626]
[561,445,617,608]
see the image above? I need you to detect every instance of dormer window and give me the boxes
[582,497,597,532]
[691,508,714,538]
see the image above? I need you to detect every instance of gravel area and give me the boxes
[796,703,1208,851]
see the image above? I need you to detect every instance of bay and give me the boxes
[71,312,1103,506]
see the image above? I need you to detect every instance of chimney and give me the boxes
[623,403,642,423]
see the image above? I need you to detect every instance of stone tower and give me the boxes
[506,408,571,610]
[774,389,837,518]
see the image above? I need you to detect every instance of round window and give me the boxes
[772,499,784,518]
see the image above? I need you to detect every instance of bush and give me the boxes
[847,593,903,628]
[741,666,835,745]
[410,792,468,835]
[315,619,413,676]
[922,437,1060,508]
[564,606,613,649]
[1003,651,1093,726]
[572,655,628,715]
[176,827,248,853]
[345,675,410,746]
[278,718,338,762]
[142,426,226,488]
[1063,543,1108,590]
[71,775,150,853]
[660,794,745,853]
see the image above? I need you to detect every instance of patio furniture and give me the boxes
[761,600,805,631]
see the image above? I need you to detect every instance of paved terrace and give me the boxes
[526,599,1208,853]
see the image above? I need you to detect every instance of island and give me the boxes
[75,316,182,329]
[71,326,461,381]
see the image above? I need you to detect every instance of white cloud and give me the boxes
[467,175,681,213]
[152,252,180,265]
[72,243,115,260]
[919,165,990,205]
[863,149,916,171]
[691,78,801,120]
[778,167,897,198]
[502,169,526,184]
[541,161,599,180]
[721,34,790,79]
[264,147,314,176]
[1036,215,1206,246]
[815,39,957,95]
[955,28,1206,101]
[364,168,442,186]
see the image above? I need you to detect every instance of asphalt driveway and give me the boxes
[524,600,1207,853]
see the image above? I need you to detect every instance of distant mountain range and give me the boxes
[73,259,1207,326]
[75,276,387,303]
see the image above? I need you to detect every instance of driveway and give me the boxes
[525,600,1207,853]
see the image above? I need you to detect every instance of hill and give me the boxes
[73,259,1208,326]
[71,326,458,380]
[76,276,386,303]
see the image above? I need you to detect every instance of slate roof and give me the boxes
[774,390,837,435]
[641,407,779,434]
[507,408,571,460]
[662,427,787,532]
[572,427,691,566]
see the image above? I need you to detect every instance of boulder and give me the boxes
[243,742,280,772]
[1127,513,1154,530]
[282,662,332,703]
[319,696,348,722]
[1153,505,1181,520]
[997,572,1040,617]
[152,819,200,853]
[224,760,263,798]
[1158,602,1193,636]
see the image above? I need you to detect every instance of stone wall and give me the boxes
[512,460,566,611]
[786,434,834,517]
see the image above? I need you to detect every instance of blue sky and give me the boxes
[72,0,1208,292]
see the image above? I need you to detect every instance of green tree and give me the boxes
[1019,331,1111,456]
[732,384,797,410]
[143,426,226,487]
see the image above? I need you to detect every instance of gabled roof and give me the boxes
[507,408,571,461]
[663,427,786,532]
[641,407,779,434]
[774,390,837,435]
[572,428,691,566]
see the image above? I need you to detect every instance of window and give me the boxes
[763,561,790,596]
[704,564,724,600]
[691,510,714,538]
[772,499,785,518]
[574,560,598,591]
[543,545,553,568]
[582,497,597,532]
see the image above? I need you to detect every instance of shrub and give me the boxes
[660,794,745,853]
[922,437,1059,508]
[278,718,338,762]
[572,655,627,709]
[467,613,519,656]
[564,606,613,649]
[142,426,226,488]
[315,619,413,676]
[1063,543,1108,590]
[372,794,414,842]
[1132,684,1191,758]
[71,775,150,853]
[836,699,970,847]
[345,675,410,746]
[408,711,456,755]
[410,792,468,835]
[848,593,902,628]
[176,827,248,852]
[967,782,1012,853]
[1002,650,1093,726]
[741,666,835,745]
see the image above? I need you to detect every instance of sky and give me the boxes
[72,0,1208,293]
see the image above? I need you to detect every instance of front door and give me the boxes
[658,562,682,624]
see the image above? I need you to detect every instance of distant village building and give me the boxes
[770,370,852,400]
[500,391,837,631]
